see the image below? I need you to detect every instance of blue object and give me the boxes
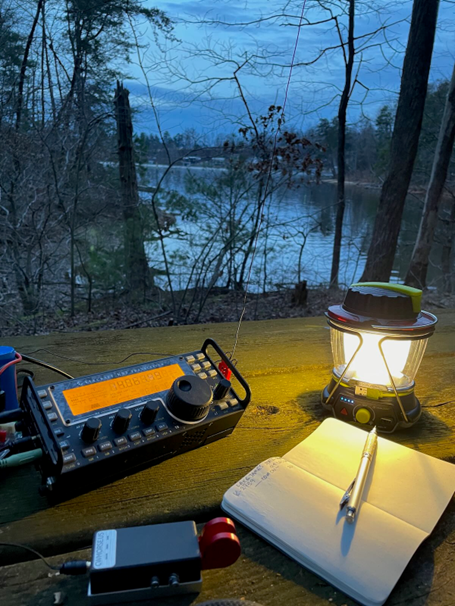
[0,346,19,410]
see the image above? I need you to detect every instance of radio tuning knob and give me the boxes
[167,375,213,422]
[112,408,132,434]
[140,401,160,425]
[213,379,231,400]
[81,417,102,443]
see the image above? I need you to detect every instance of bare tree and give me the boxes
[405,64,455,288]
[360,0,440,282]
[440,193,455,293]
[156,0,409,289]
[114,82,149,301]
[330,0,355,287]
[0,0,172,326]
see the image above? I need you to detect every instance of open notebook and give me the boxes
[222,418,455,606]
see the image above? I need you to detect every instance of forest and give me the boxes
[0,0,454,335]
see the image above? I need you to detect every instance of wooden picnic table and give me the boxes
[0,312,454,606]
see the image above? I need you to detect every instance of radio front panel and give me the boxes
[20,339,251,496]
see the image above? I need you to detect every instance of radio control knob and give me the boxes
[112,408,132,434]
[81,417,102,443]
[167,375,213,422]
[140,401,160,425]
[213,379,231,400]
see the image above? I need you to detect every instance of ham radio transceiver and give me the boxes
[19,339,250,496]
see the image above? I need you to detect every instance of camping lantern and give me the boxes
[321,283,437,433]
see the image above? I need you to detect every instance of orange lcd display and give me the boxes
[63,363,184,416]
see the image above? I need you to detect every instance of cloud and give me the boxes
[162,1,248,21]
[136,0,454,135]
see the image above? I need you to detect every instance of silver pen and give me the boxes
[339,426,377,523]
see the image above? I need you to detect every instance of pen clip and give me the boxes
[339,478,355,510]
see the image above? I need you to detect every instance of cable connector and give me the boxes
[0,408,23,424]
[6,435,41,454]
[59,561,91,575]
[0,448,42,468]
[218,360,232,380]
[0,542,90,575]
[0,422,17,439]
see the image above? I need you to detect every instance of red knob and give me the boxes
[199,517,240,570]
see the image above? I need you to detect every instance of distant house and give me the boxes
[184,156,202,165]
[154,147,234,167]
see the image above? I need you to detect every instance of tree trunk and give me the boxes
[7,0,44,315]
[441,197,455,293]
[14,267,39,316]
[330,0,355,287]
[405,64,455,288]
[360,0,440,283]
[114,82,149,300]
[15,0,44,131]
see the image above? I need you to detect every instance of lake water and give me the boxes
[143,165,442,291]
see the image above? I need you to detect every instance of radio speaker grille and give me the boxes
[180,428,208,448]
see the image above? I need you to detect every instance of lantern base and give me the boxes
[321,378,421,433]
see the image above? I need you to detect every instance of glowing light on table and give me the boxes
[343,332,411,387]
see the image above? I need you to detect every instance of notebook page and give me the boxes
[283,418,455,534]
[222,457,426,606]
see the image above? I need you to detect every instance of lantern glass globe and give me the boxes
[330,328,429,391]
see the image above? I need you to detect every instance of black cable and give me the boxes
[19,354,74,380]
[0,408,22,423]
[16,368,34,388]
[0,435,39,455]
[0,542,60,571]
[0,542,90,575]
[20,349,175,366]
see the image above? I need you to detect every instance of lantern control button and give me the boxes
[355,407,372,424]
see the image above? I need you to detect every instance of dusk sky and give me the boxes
[128,0,455,138]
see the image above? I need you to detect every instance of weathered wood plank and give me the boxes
[1,508,454,606]
[0,313,454,566]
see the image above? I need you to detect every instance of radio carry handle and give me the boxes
[202,338,251,408]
